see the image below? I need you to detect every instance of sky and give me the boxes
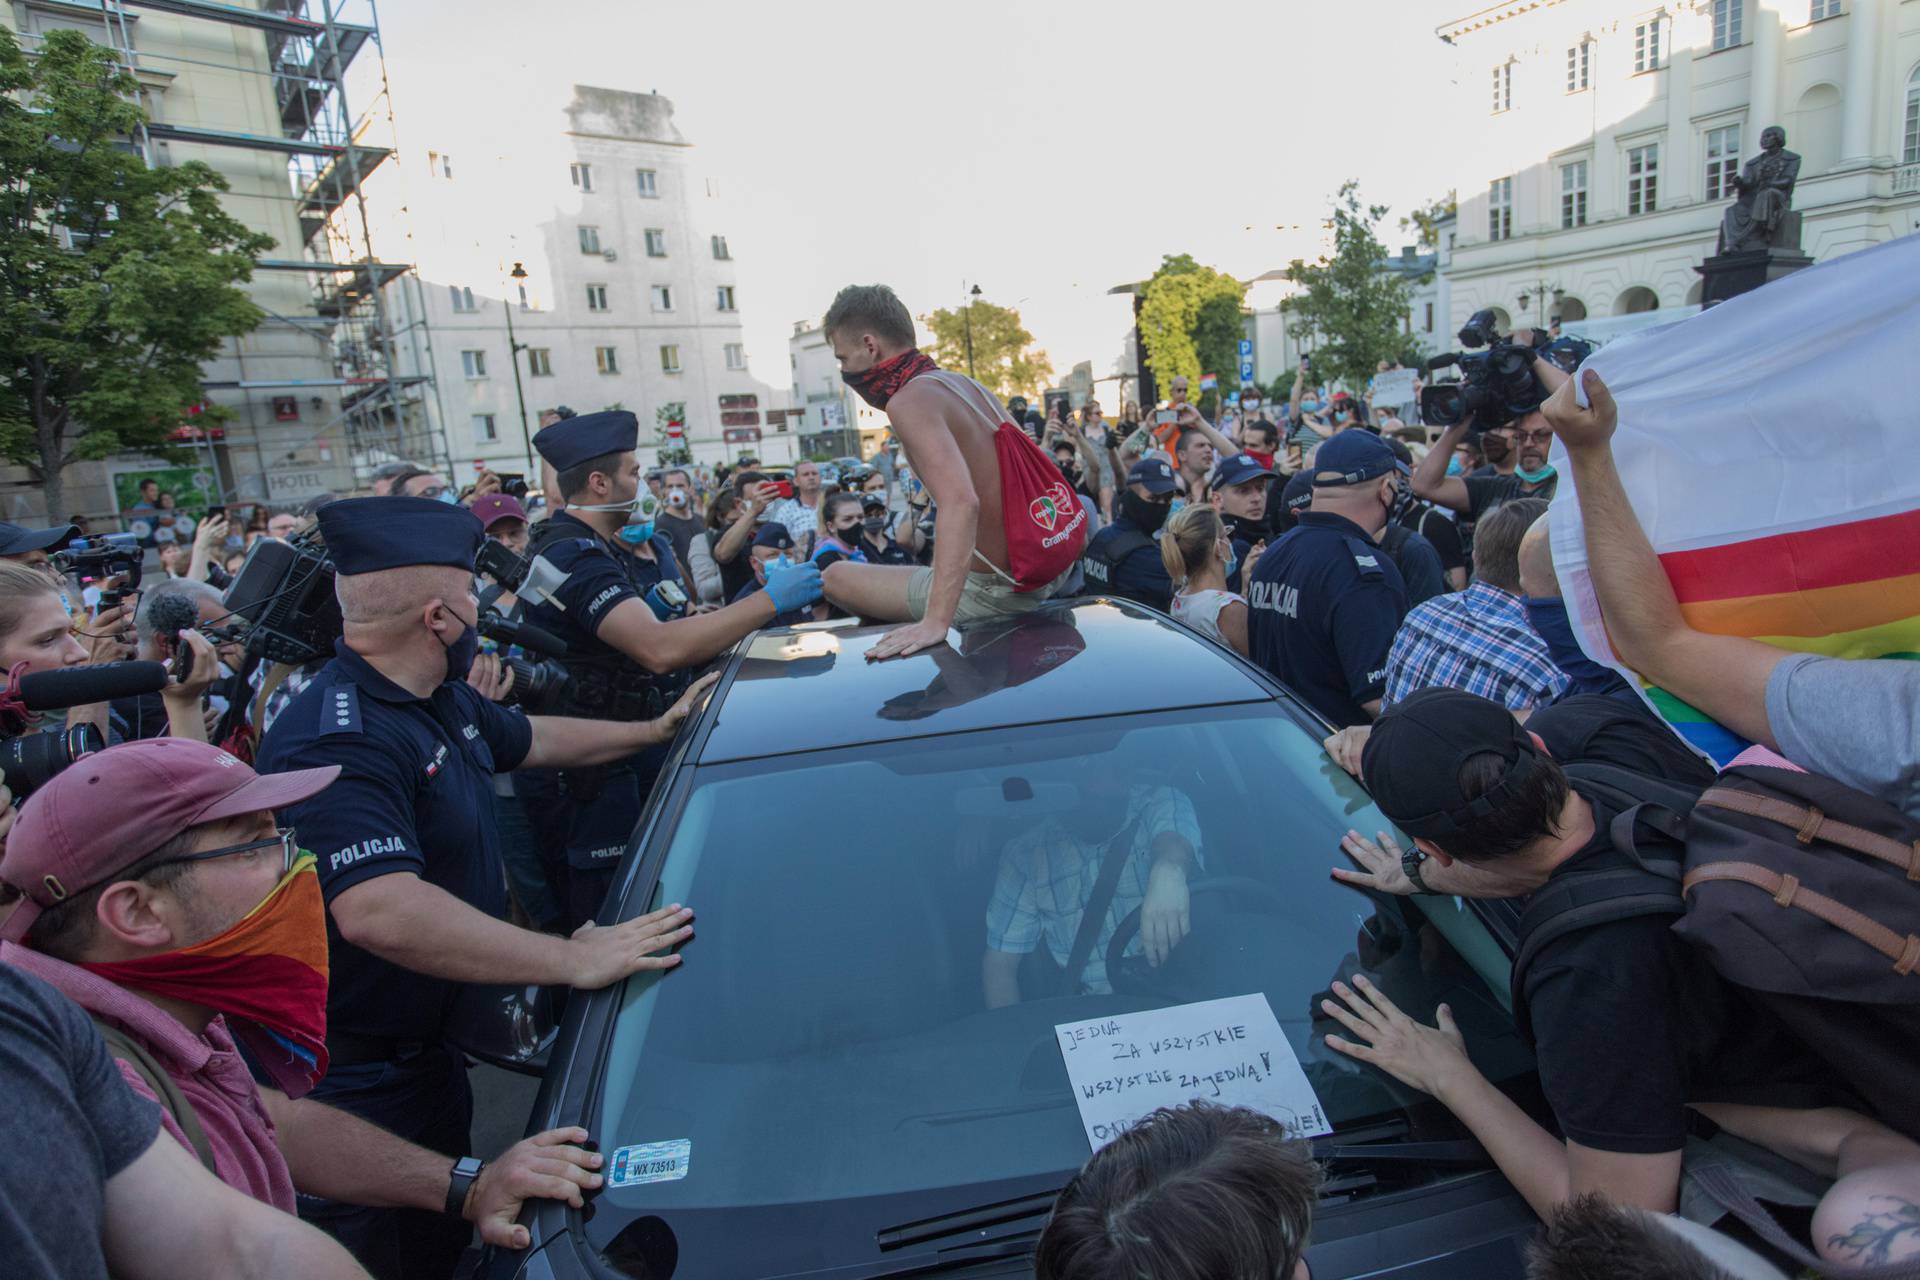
[371,0,1468,388]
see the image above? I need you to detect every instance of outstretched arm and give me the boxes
[1410,420,1474,513]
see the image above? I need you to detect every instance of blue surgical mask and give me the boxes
[1446,456,1465,476]
[1301,399,1322,415]
[616,521,655,545]
[612,491,663,545]
[435,489,459,506]
[1221,542,1238,583]
[1168,497,1186,518]
[1515,461,1557,485]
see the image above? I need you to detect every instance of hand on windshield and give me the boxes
[568,903,694,989]
[1331,828,1419,896]
[1139,860,1190,967]
[1321,974,1474,1098]
[867,618,950,663]
[464,1125,604,1250]
[1323,725,1371,777]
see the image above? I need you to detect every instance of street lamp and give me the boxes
[962,282,982,379]
[502,261,533,468]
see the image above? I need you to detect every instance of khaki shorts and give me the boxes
[906,564,1068,625]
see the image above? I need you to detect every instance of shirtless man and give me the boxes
[819,284,1082,661]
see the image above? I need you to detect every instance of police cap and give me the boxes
[1311,431,1408,487]
[533,409,639,472]
[318,495,483,575]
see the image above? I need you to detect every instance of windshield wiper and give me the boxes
[772,1237,1039,1280]
[875,1189,1059,1252]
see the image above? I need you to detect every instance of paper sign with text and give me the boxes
[1370,368,1418,408]
[1055,993,1331,1150]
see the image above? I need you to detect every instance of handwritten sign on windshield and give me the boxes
[1055,993,1331,1150]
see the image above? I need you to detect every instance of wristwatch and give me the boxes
[1401,847,1434,894]
[445,1155,484,1218]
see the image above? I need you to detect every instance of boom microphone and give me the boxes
[1424,352,1462,372]
[18,662,169,712]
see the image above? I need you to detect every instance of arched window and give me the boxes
[1905,65,1920,165]
[1615,286,1660,315]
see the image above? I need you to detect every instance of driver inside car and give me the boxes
[982,772,1203,1007]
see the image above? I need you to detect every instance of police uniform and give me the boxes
[1081,457,1177,611]
[1246,433,1412,729]
[1209,453,1277,597]
[253,496,527,1279]
[517,411,689,929]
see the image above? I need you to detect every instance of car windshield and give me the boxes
[589,702,1534,1263]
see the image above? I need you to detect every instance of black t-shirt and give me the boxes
[1462,470,1557,521]
[1519,707,1836,1154]
[0,965,160,1280]
[657,511,702,577]
[712,528,756,602]
[1400,503,1467,577]
[1529,696,1716,786]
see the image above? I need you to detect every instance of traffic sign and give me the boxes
[1238,338,1253,358]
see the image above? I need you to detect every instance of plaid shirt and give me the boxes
[1384,581,1570,711]
[985,787,1203,995]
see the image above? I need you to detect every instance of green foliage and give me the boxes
[922,298,1052,402]
[1400,191,1457,252]
[1138,253,1245,410]
[1282,182,1423,393]
[0,29,274,515]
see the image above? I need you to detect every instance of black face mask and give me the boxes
[861,517,889,537]
[1121,491,1171,535]
[1220,512,1264,542]
[831,522,861,542]
[1057,462,1081,486]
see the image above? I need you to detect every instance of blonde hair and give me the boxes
[0,559,63,645]
[1159,504,1225,588]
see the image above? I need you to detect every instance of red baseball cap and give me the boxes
[468,493,527,531]
[0,738,340,944]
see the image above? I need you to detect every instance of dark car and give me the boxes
[478,603,1547,1279]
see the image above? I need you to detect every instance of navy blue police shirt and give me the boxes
[520,511,683,659]
[1246,512,1410,729]
[1082,515,1174,611]
[255,640,533,1042]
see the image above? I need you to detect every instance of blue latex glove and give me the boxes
[763,556,824,613]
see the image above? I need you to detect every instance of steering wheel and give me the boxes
[1103,876,1301,998]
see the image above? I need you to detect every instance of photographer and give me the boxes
[0,519,79,574]
[704,482,759,604]
[1411,328,1568,521]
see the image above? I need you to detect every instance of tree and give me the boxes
[922,299,1052,402]
[1400,190,1457,252]
[653,401,689,466]
[0,29,273,518]
[1282,182,1425,392]
[1138,254,1245,414]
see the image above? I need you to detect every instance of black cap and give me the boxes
[858,491,888,512]
[752,523,796,551]
[1210,453,1275,491]
[1127,457,1178,496]
[533,410,638,471]
[317,496,484,575]
[1360,689,1547,843]
[0,522,79,557]
[1281,471,1315,516]
[1311,431,1406,487]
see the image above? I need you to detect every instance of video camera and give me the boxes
[1,724,103,798]
[0,661,170,797]
[475,610,573,715]
[220,532,341,665]
[1419,310,1594,429]
[53,534,143,607]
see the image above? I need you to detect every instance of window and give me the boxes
[1488,176,1513,241]
[711,235,730,260]
[570,162,594,192]
[449,285,476,313]
[1706,124,1742,200]
[1626,143,1660,214]
[651,285,674,311]
[1712,0,1743,50]
[636,168,658,197]
[471,413,497,444]
[586,284,609,312]
[1809,0,1841,19]
[460,349,488,378]
[596,346,620,375]
[645,228,667,257]
[716,285,736,311]
[1634,16,1665,72]
[1560,160,1589,228]
[1423,301,1435,331]
[660,344,682,374]
[1566,40,1591,92]
[1491,63,1512,113]
[528,348,553,377]
[724,343,746,371]
[578,225,601,254]
[1906,66,1920,165]
[429,150,452,179]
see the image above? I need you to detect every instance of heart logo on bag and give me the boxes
[1029,482,1075,532]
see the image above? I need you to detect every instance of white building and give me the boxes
[1243,241,1451,394]
[788,323,889,461]
[370,86,777,479]
[1438,0,1920,334]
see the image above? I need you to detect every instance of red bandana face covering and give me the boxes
[841,348,938,410]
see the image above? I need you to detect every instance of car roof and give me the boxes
[696,599,1275,764]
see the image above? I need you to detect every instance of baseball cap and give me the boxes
[0,738,341,944]
[1359,688,1547,844]
[1210,453,1275,491]
[1281,471,1315,517]
[752,523,796,551]
[468,492,528,531]
[0,521,79,558]
[858,491,888,513]
[1127,457,1178,497]
[1310,431,1408,487]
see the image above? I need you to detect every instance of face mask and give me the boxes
[1244,449,1276,472]
[1121,490,1171,535]
[1522,595,1615,692]
[1301,400,1322,415]
[861,517,889,537]
[841,347,939,409]
[614,491,663,545]
[432,603,479,682]
[82,854,331,1097]
[665,489,689,509]
[1446,456,1465,476]
[1221,542,1238,583]
[1515,461,1557,485]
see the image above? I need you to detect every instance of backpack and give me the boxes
[992,422,1089,591]
[1511,762,1920,1141]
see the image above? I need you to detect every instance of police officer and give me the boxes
[255,496,713,1279]
[1246,431,1413,729]
[732,523,816,626]
[1206,452,1275,594]
[1080,457,1178,610]
[516,410,822,927]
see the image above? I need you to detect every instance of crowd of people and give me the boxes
[0,280,1912,1280]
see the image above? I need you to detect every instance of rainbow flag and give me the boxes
[1550,235,1920,764]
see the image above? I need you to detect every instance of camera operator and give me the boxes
[1412,328,1568,521]
[252,496,714,1277]
[516,412,821,926]
[0,519,79,575]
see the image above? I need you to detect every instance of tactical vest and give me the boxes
[527,520,679,722]
[1079,527,1156,605]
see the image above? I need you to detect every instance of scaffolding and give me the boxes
[84,0,447,496]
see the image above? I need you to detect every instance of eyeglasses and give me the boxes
[143,827,300,877]
[1513,429,1554,445]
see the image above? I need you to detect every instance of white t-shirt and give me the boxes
[1171,588,1243,647]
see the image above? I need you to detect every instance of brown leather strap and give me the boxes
[1697,787,1920,880]
[1684,860,1920,976]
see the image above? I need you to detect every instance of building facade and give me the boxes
[371,85,778,479]
[1439,0,1920,334]
[1244,243,1450,395]
[787,322,888,462]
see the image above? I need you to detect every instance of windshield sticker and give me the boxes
[1055,993,1332,1150]
[607,1139,691,1188]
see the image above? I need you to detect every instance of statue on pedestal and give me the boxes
[1717,126,1801,254]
